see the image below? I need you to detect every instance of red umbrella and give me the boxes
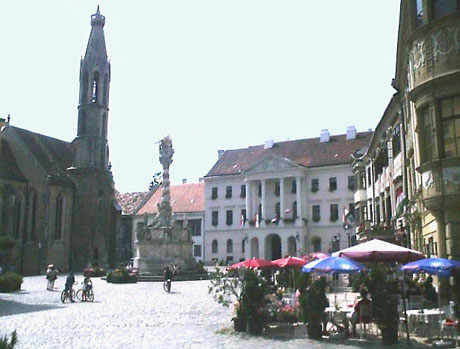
[303,252,329,261]
[271,256,307,268]
[227,258,275,270]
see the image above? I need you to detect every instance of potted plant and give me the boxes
[365,265,399,345]
[241,269,269,335]
[299,278,328,340]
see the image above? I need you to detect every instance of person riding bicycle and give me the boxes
[82,275,93,302]
[163,266,173,292]
[65,271,75,302]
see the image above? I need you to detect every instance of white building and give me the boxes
[133,181,205,262]
[203,128,373,264]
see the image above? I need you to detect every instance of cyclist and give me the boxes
[163,266,173,292]
[64,271,76,302]
[82,274,93,302]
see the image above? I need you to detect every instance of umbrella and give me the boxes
[401,257,460,278]
[302,256,365,274]
[227,258,275,270]
[271,256,307,268]
[333,239,425,263]
[401,257,460,344]
[302,256,365,307]
[303,252,329,261]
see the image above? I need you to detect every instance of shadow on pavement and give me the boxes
[0,299,60,317]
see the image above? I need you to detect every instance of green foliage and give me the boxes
[349,270,370,292]
[364,264,399,345]
[84,267,106,277]
[0,237,15,251]
[208,266,244,308]
[299,278,328,340]
[0,331,18,349]
[0,272,23,293]
[106,267,137,284]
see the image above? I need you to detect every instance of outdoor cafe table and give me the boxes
[325,306,354,332]
[405,309,445,338]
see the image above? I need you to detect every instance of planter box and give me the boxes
[265,322,307,339]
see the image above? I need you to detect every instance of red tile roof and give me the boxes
[206,132,373,177]
[137,182,204,215]
[115,191,150,215]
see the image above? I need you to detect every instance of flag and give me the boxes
[240,214,244,227]
[255,213,259,228]
[342,207,349,224]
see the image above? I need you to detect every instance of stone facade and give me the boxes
[203,130,372,264]
[0,8,120,274]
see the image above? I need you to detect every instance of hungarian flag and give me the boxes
[255,213,260,228]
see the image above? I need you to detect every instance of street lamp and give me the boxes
[344,224,352,247]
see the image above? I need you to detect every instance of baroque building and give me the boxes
[203,129,372,264]
[352,0,460,262]
[0,8,120,274]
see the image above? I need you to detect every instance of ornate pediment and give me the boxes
[244,155,299,173]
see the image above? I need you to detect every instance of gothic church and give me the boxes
[0,8,120,275]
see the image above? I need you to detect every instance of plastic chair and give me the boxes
[442,319,458,346]
[358,302,374,338]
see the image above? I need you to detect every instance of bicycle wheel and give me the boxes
[71,289,76,302]
[163,282,170,293]
[87,289,94,302]
[76,289,83,301]
[61,290,67,303]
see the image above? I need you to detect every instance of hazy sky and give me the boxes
[0,1,400,194]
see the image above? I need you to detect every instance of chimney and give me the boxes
[264,140,274,149]
[320,129,330,143]
[182,179,187,184]
[346,126,357,140]
[218,150,225,159]
[198,177,204,183]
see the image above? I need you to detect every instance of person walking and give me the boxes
[46,265,58,291]
[64,271,76,302]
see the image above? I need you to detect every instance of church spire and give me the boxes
[72,8,111,170]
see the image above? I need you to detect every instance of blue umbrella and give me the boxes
[401,257,460,278]
[302,256,365,274]
[401,257,460,344]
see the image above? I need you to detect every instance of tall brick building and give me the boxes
[0,8,120,275]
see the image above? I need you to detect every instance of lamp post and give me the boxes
[344,224,352,247]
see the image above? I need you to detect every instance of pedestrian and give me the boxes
[46,264,58,291]
[65,271,76,302]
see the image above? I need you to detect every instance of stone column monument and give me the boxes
[133,136,196,275]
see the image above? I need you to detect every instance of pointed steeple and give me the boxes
[73,8,111,170]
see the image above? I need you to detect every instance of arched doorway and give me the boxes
[250,237,259,258]
[265,234,281,260]
[287,236,297,256]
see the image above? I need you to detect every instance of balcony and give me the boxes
[354,189,367,203]
[419,164,460,211]
[357,220,394,243]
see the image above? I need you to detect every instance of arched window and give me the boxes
[227,239,233,254]
[91,73,99,103]
[28,190,37,241]
[103,74,109,105]
[13,196,21,239]
[55,194,64,240]
[212,240,218,254]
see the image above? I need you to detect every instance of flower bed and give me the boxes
[106,267,137,284]
[84,267,106,277]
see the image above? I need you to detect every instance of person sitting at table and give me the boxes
[349,288,372,336]
[421,276,438,308]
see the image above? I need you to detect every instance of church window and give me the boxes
[13,196,21,240]
[227,239,233,254]
[212,240,218,254]
[91,73,99,103]
[55,194,64,240]
[103,74,109,105]
[28,190,37,241]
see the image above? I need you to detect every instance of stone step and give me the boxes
[137,273,210,282]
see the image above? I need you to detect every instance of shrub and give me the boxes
[0,272,23,293]
[0,330,18,349]
[106,267,137,284]
[84,267,106,277]
[0,237,16,251]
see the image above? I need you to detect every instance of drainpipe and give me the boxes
[400,100,411,249]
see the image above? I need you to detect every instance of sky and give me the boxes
[0,1,401,194]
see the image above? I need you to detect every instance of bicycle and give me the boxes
[61,287,76,303]
[76,284,94,302]
[163,279,171,293]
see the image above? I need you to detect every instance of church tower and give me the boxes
[69,7,119,270]
[73,6,110,170]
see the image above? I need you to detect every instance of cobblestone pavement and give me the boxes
[1,276,428,349]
